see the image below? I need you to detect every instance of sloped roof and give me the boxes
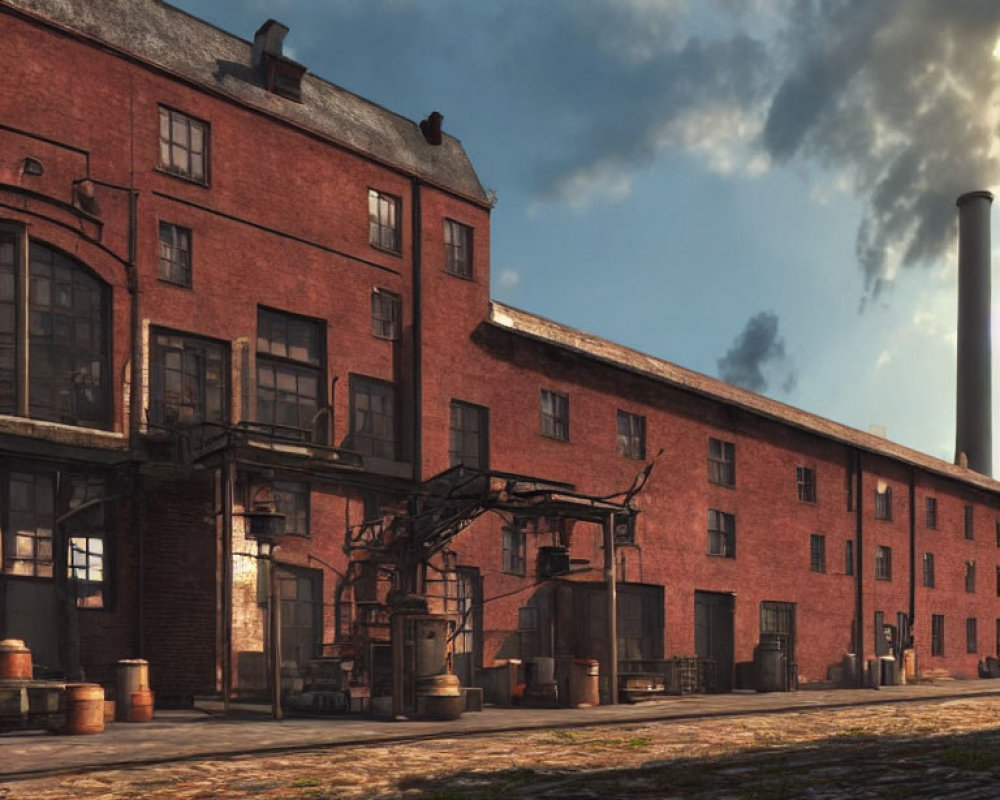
[489,301,1000,495]
[5,0,488,203]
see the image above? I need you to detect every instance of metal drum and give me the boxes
[0,640,32,681]
[63,684,105,735]
[116,659,150,721]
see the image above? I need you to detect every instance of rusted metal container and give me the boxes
[569,659,600,708]
[63,684,105,735]
[115,659,149,721]
[0,639,32,680]
[128,689,154,723]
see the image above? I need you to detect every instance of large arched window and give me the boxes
[0,228,110,429]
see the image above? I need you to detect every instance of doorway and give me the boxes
[695,591,734,692]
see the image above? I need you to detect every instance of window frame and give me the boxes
[443,218,473,279]
[449,399,489,470]
[966,617,978,654]
[370,289,401,341]
[540,389,569,442]
[845,539,855,576]
[368,188,401,254]
[964,505,975,540]
[922,552,935,588]
[158,221,192,287]
[931,614,945,656]
[874,486,892,521]
[707,509,736,558]
[502,525,526,576]
[796,466,816,503]
[965,560,977,593]
[809,533,826,573]
[157,105,209,185]
[272,480,310,539]
[874,545,892,581]
[616,409,646,460]
[349,374,398,460]
[149,327,229,427]
[925,497,938,529]
[3,471,55,578]
[708,438,735,487]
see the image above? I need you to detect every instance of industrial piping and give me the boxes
[954,190,994,477]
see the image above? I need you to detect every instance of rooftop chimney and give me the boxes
[253,20,289,65]
[252,20,306,102]
[954,190,993,476]
[420,111,444,146]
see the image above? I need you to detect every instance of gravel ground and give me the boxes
[3,696,1000,799]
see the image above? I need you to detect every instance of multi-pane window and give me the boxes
[64,473,107,609]
[273,480,309,538]
[368,189,400,252]
[158,222,192,286]
[925,497,938,529]
[707,509,736,558]
[874,486,892,520]
[444,219,473,278]
[996,520,1000,547]
[845,540,855,575]
[931,614,945,656]
[370,289,400,340]
[256,309,323,440]
[965,560,976,593]
[350,375,397,459]
[0,231,16,413]
[540,389,569,441]
[996,565,1000,598]
[150,329,227,426]
[809,534,826,573]
[967,618,978,653]
[3,472,54,577]
[875,545,892,580]
[158,106,208,183]
[616,410,646,460]
[923,553,935,588]
[502,526,525,576]
[449,400,488,469]
[797,467,816,503]
[708,438,735,486]
[760,602,795,654]
[965,505,975,540]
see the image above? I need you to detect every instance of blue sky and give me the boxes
[168,0,1000,465]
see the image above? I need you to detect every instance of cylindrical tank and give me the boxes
[0,639,32,680]
[903,649,916,683]
[63,684,105,735]
[128,689,154,723]
[569,659,600,708]
[116,659,150,721]
[413,618,449,680]
[754,634,786,692]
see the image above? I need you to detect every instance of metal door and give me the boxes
[695,591,734,693]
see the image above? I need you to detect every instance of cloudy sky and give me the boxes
[169,0,1000,464]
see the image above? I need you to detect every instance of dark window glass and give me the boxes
[368,189,400,252]
[809,534,825,572]
[966,560,976,593]
[371,290,400,340]
[150,330,228,426]
[256,309,324,441]
[273,480,309,538]
[874,486,892,520]
[4,472,54,577]
[708,509,736,558]
[449,400,488,469]
[616,410,646,460]
[158,106,208,183]
[61,473,107,608]
[931,614,944,656]
[845,539,855,575]
[350,375,397,459]
[540,389,569,441]
[0,231,16,414]
[760,602,795,658]
[967,618,978,654]
[708,438,735,486]
[923,553,935,588]
[444,219,473,278]
[925,497,937,529]
[965,505,975,540]
[158,222,192,286]
[502,526,525,575]
[875,545,892,580]
[797,466,816,502]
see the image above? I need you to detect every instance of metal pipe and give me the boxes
[604,511,618,704]
[270,553,284,720]
[411,179,423,485]
[854,451,864,688]
[221,455,235,716]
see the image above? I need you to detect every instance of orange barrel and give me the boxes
[0,639,32,680]
[569,659,600,708]
[63,684,105,735]
[115,659,149,721]
[128,689,154,723]
[903,649,916,683]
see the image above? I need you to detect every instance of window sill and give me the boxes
[444,268,474,281]
[369,243,402,258]
[540,433,571,444]
[157,277,193,290]
[155,166,210,188]
[708,481,736,490]
[0,414,124,448]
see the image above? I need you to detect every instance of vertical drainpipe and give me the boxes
[854,450,864,687]
[128,190,144,657]
[604,511,618,704]
[908,469,916,651]
[410,179,423,487]
[221,453,234,715]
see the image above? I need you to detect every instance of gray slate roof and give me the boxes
[5,0,488,203]
[489,301,1000,496]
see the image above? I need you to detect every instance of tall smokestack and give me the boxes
[954,190,993,476]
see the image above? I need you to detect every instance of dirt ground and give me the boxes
[3,696,1000,799]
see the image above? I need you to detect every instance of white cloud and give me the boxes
[497,268,521,289]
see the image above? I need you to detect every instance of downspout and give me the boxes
[854,450,864,687]
[908,469,916,649]
[410,179,423,486]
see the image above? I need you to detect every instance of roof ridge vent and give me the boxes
[252,20,306,103]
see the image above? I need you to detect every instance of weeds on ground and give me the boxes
[940,743,1000,771]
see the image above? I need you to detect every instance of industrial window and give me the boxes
[925,497,937,529]
[923,553,935,588]
[449,400,488,470]
[996,520,1000,547]
[874,486,892,520]
[760,602,795,655]
[370,289,400,340]
[271,480,309,538]
[707,509,736,558]
[965,560,976,593]
[3,472,54,577]
[368,189,401,253]
[845,454,855,511]
[931,614,944,656]
[967,618,978,653]
[796,466,816,503]
[708,438,735,486]
[540,389,569,441]
[158,106,208,183]
[256,309,324,440]
[845,540,855,575]
[158,222,192,286]
[996,565,1000,597]
[616,410,646,460]
[444,219,473,278]
[874,545,892,581]
[349,375,397,460]
[502,526,526,576]
[150,329,228,427]
[965,505,975,540]
[0,233,110,428]
[60,473,111,609]
[809,534,826,573]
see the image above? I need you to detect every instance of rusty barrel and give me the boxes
[128,689,154,723]
[0,639,32,680]
[116,658,149,721]
[63,684,105,735]
[569,659,600,708]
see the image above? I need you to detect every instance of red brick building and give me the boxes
[1,0,998,706]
